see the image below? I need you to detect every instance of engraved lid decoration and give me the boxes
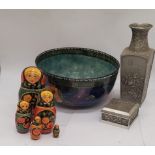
[102,98,139,127]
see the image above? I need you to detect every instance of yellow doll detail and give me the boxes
[21,66,46,89]
[41,91,53,104]
[18,101,30,113]
[24,67,41,84]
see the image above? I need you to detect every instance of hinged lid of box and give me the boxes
[101,98,139,127]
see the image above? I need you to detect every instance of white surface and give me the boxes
[0,10,155,145]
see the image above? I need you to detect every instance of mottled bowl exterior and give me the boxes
[35,47,119,108]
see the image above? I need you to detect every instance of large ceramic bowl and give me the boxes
[35,47,119,108]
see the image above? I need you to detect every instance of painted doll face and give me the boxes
[54,124,59,129]
[42,117,50,124]
[19,101,30,111]
[35,116,41,124]
[41,91,53,103]
[23,94,32,103]
[24,67,41,84]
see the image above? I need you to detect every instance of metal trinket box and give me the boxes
[101,98,139,127]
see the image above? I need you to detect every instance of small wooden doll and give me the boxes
[21,93,39,114]
[15,101,31,133]
[34,90,56,134]
[30,116,42,140]
[53,124,60,138]
[17,100,31,114]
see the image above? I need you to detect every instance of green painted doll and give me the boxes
[15,100,31,133]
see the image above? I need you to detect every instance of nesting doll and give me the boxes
[30,116,42,140]
[21,93,38,114]
[34,90,56,134]
[15,100,31,133]
[53,124,60,138]
[19,66,46,114]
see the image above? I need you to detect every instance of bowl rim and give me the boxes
[35,47,120,82]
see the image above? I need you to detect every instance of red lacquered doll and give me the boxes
[34,90,56,134]
[30,116,42,140]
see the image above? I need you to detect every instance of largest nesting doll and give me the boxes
[19,66,46,113]
[16,66,46,133]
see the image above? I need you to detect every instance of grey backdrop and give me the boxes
[0,10,155,145]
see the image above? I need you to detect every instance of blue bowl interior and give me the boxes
[37,53,117,79]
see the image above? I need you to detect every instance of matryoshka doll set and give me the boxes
[15,66,60,140]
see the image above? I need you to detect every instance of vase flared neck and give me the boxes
[129,23,153,52]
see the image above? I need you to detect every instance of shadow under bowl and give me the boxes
[35,47,119,108]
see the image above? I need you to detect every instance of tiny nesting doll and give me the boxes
[34,90,56,134]
[53,124,60,138]
[30,116,42,140]
[19,66,46,114]
[15,100,31,133]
